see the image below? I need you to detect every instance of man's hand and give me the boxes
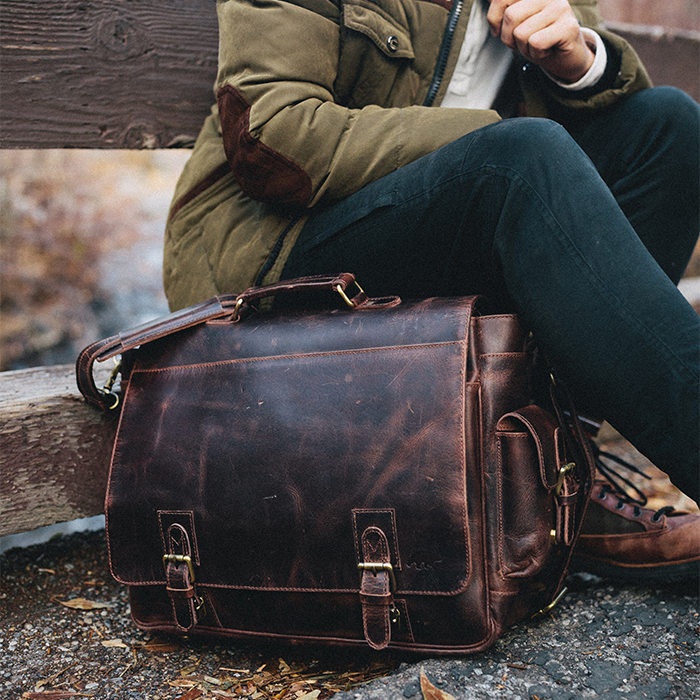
[487,0,595,83]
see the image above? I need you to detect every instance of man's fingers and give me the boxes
[488,0,594,82]
[499,0,560,51]
[489,0,581,58]
[511,13,578,60]
[517,26,558,61]
[487,0,521,38]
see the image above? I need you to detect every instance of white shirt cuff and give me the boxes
[544,28,607,91]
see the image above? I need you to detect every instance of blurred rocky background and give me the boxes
[0,150,188,370]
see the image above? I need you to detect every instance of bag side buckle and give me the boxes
[335,280,365,308]
[358,528,397,650]
[163,554,196,583]
[357,562,396,593]
[163,523,205,631]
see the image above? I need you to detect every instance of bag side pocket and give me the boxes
[495,407,560,579]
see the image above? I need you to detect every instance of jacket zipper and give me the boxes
[254,213,304,287]
[423,0,464,106]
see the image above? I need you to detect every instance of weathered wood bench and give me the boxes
[1,0,698,539]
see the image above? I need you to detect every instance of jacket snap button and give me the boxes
[387,35,399,52]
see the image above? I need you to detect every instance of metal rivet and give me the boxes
[387,35,399,52]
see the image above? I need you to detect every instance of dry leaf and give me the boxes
[279,658,292,675]
[296,691,321,700]
[420,669,457,700]
[102,638,128,648]
[141,637,179,653]
[180,660,203,676]
[55,597,111,610]
[174,690,203,700]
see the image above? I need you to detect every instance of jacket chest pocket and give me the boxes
[343,1,415,59]
[336,1,418,108]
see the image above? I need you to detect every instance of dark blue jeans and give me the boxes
[281,87,700,502]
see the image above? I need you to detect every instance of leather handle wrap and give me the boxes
[75,274,380,412]
[236,273,364,307]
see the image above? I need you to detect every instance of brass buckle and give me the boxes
[99,358,122,410]
[195,595,207,619]
[555,462,576,497]
[335,280,365,309]
[532,586,568,618]
[100,391,120,410]
[163,554,196,583]
[358,562,396,593]
[230,297,245,322]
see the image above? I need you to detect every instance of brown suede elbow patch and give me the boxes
[217,85,312,206]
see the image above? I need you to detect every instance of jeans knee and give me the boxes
[629,87,699,152]
[471,118,583,171]
[637,85,699,121]
[490,117,570,147]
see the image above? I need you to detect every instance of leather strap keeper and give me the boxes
[164,524,205,630]
[359,527,394,650]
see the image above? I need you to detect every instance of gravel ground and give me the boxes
[0,528,399,699]
[1,528,698,700]
[334,574,700,700]
[3,426,699,700]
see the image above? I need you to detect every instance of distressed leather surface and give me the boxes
[103,295,587,653]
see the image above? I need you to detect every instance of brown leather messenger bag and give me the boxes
[76,273,593,654]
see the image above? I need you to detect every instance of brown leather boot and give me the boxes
[570,443,700,583]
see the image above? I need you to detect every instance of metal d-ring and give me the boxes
[99,358,122,410]
[335,280,365,309]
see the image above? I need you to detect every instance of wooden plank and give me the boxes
[0,364,117,537]
[0,0,218,149]
[2,2,699,150]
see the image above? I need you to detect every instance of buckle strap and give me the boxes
[550,455,578,547]
[358,527,394,650]
[163,523,205,631]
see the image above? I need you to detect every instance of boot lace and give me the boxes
[592,442,676,523]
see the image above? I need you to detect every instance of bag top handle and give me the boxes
[75,274,400,411]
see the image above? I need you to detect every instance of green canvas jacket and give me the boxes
[163,0,651,311]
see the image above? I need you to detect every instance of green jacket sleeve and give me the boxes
[215,0,500,208]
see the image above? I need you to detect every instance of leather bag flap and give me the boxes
[106,297,481,598]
